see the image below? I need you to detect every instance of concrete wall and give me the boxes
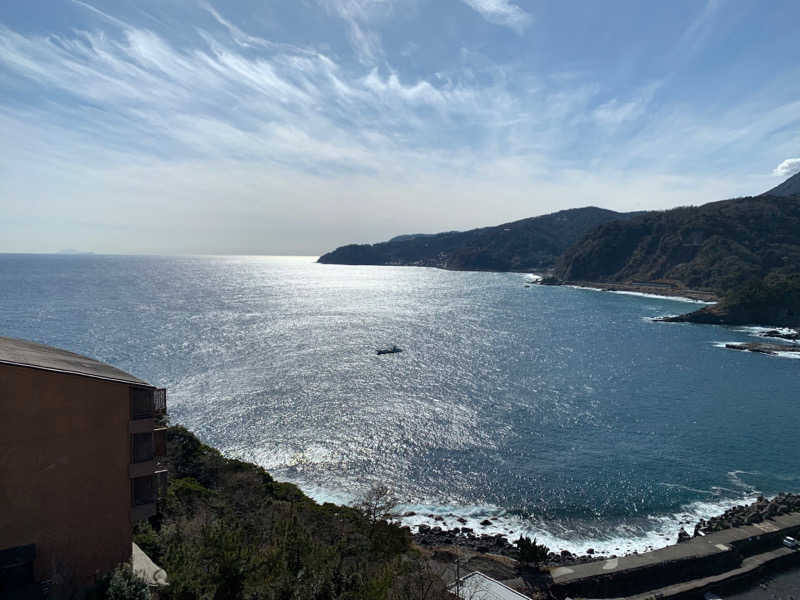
[0,363,132,589]
[553,551,742,599]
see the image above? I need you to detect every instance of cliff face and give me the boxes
[554,195,800,293]
[318,207,636,271]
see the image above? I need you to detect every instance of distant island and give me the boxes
[319,171,800,327]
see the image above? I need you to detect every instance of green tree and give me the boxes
[105,563,149,600]
[515,536,549,565]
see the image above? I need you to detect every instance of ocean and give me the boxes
[2,253,799,555]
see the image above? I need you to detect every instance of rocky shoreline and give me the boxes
[412,494,800,566]
[693,493,800,535]
[412,522,602,565]
[762,329,800,341]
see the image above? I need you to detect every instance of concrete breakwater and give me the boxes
[694,494,800,535]
[551,510,800,600]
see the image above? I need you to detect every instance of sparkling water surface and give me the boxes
[2,254,798,554]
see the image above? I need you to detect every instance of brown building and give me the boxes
[0,337,167,596]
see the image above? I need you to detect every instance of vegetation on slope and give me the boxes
[555,196,800,290]
[553,194,800,325]
[318,207,636,272]
[133,426,448,600]
[663,273,800,326]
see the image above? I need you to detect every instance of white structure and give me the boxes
[447,571,531,600]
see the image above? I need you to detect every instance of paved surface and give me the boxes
[550,536,729,584]
[552,513,800,586]
[728,565,800,600]
[622,546,800,600]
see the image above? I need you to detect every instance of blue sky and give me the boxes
[1,0,799,254]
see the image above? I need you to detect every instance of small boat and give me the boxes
[376,345,402,355]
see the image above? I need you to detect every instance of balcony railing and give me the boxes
[131,432,155,463]
[154,388,167,415]
[154,428,167,458]
[130,387,167,420]
[131,474,156,507]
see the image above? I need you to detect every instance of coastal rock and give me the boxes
[763,329,800,341]
[677,528,691,543]
[694,493,800,536]
[725,342,800,355]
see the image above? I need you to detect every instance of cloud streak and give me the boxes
[0,1,799,254]
[460,0,532,33]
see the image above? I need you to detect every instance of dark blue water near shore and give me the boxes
[2,254,799,553]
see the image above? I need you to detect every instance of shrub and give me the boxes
[515,536,549,564]
[105,563,149,600]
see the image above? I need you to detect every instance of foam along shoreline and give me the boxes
[288,476,763,558]
[396,495,767,558]
[736,326,800,342]
[563,282,717,304]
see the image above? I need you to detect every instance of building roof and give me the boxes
[448,571,531,600]
[0,336,151,387]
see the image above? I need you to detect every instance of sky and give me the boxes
[1,0,799,255]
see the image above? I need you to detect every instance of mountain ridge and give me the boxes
[762,170,800,198]
[318,171,800,326]
[552,174,800,325]
[318,207,641,272]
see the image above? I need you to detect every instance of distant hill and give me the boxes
[554,172,800,326]
[554,195,800,291]
[318,207,637,272]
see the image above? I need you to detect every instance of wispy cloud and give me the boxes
[671,0,724,67]
[69,0,130,29]
[460,0,532,34]
[318,0,394,64]
[592,82,661,129]
[1,1,798,254]
[0,14,537,183]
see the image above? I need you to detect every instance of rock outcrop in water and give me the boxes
[723,342,800,356]
[763,329,800,341]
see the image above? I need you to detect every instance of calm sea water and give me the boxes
[2,254,799,554]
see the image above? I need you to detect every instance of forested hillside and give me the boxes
[318,207,637,272]
[554,195,800,292]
